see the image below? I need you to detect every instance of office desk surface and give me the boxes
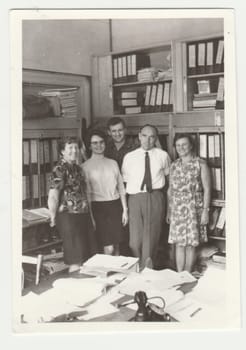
[22,270,136,322]
[22,269,197,323]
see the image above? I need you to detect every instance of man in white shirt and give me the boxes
[122,124,171,268]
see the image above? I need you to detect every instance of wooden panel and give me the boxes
[173,110,224,128]
[23,129,78,139]
[91,55,113,118]
[23,117,81,130]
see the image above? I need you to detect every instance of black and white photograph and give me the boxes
[10,8,240,334]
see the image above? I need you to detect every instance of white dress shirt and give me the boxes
[121,147,171,194]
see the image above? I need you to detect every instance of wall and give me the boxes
[111,18,223,51]
[23,19,110,75]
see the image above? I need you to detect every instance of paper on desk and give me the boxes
[165,296,203,322]
[79,302,118,321]
[118,268,196,296]
[188,266,225,305]
[21,289,82,323]
[83,254,139,270]
[141,268,196,285]
[52,277,106,307]
[186,265,226,322]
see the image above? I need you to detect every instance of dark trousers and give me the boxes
[128,190,165,268]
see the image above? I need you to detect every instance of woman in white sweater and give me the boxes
[82,130,128,255]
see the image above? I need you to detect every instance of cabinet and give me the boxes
[91,32,225,253]
[22,69,91,209]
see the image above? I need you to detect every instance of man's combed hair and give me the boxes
[107,117,126,129]
[139,124,159,136]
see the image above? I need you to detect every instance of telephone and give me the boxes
[119,291,172,322]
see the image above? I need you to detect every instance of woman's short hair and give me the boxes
[58,136,82,154]
[173,133,195,150]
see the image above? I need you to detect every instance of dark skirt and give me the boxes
[56,211,93,265]
[91,199,123,247]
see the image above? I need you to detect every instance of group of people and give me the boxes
[48,117,211,274]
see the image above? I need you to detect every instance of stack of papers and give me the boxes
[81,254,139,276]
[23,208,50,225]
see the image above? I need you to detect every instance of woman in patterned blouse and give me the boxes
[166,134,211,273]
[48,136,92,273]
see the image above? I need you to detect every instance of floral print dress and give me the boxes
[168,157,207,247]
[50,158,89,214]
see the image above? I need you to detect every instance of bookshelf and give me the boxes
[184,36,224,112]
[92,42,174,118]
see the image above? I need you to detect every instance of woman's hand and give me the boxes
[49,216,56,227]
[166,208,171,224]
[201,209,209,225]
[122,209,129,226]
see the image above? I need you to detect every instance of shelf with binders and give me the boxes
[111,43,173,116]
[185,36,224,112]
[23,137,60,209]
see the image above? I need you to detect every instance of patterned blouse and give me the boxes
[49,158,89,214]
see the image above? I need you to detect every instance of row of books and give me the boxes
[185,133,225,199]
[187,37,224,75]
[209,207,226,237]
[113,53,150,83]
[39,87,79,118]
[23,138,60,208]
[198,133,223,166]
[192,77,224,110]
[116,82,173,115]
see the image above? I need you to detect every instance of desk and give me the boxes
[22,267,198,323]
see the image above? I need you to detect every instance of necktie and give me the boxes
[141,152,152,193]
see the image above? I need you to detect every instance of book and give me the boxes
[212,252,226,264]
[206,41,214,73]
[209,207,221,231]
[216,76,224,109]
[215,207,225,231]
[113,58,118,80]
[187,43,196,75]
[215,39,224,72]
[155,83,164,112]
[144,85,152,113]
[197,80,210,95]
[149,84,157,112]
[119,99,138,107]
[197,42,206,74]
[121,91,137,99]
[162,82,170,112]
[124,106,142,114]
[199,134,207,159]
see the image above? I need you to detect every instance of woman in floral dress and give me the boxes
[166,134,211,272]
[48,136,92,273]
